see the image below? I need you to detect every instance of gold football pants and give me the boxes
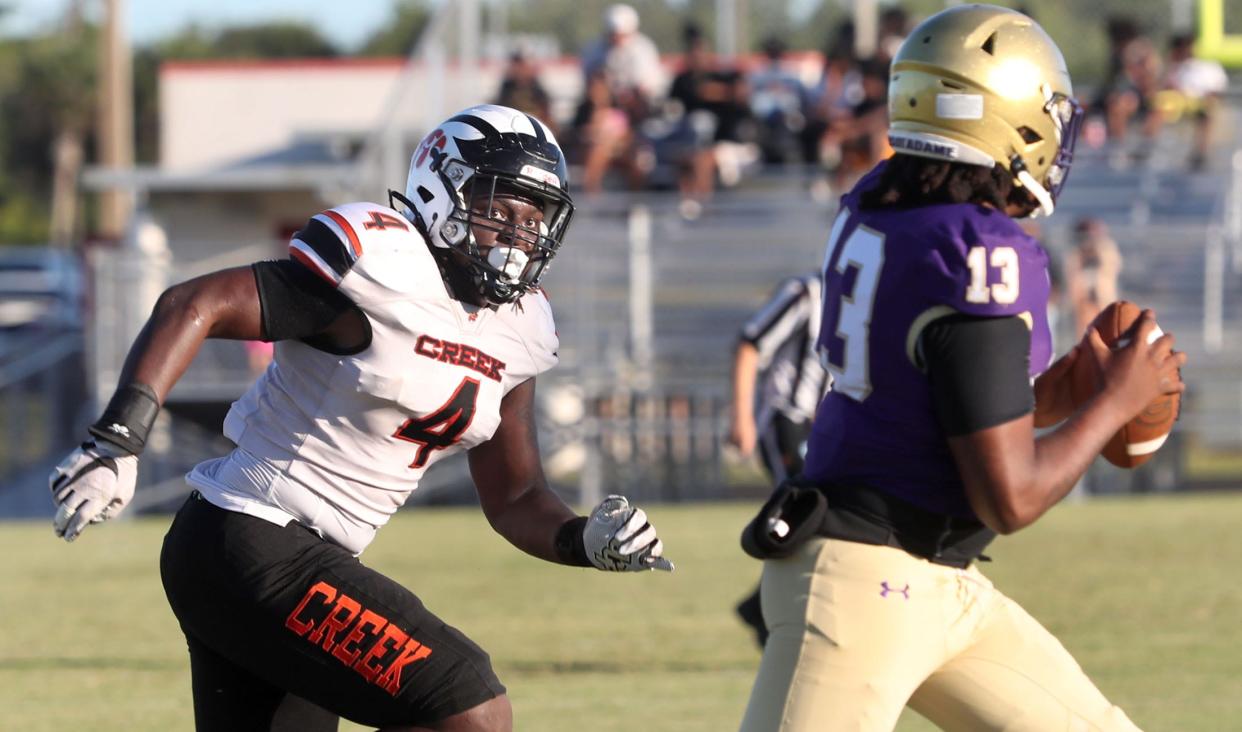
[739,538,1142,732]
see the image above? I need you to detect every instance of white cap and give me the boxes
[605,4,639,35]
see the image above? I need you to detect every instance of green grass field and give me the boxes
[3,494,1242,731]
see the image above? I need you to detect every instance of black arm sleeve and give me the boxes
[921,314,1035,437]
[251,260,369,354]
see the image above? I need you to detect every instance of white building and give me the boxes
[89,54,590,266]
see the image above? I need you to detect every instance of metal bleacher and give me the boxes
[539,111,1242,500]
[1048,132,1242,449]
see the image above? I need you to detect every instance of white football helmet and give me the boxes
[393,104,575,304]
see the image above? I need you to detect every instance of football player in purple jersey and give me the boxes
[739,7,1185,731]
[47,105,672,732]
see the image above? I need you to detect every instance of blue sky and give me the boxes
[3,0,400,50]
[4,1,827,49]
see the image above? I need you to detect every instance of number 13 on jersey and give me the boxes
[818,210,1023,404]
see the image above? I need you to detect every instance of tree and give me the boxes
[358,0,433,57]
[145,21,338,61]
[0,13,97,244]
[215,22,339,59]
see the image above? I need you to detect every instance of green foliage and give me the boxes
[131,48,161,165]
[0,15,341,234]
[0,190,52,244]
[2,495,1240,731]
[357,0,433,57]
[0,22,97,243]
[147,21,339,61]
[215,22,339,58]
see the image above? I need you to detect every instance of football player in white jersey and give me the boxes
[48,104,672,732]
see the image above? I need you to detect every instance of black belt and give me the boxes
[817,483,995,568]
[740,480,995,569]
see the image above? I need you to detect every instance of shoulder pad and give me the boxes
[288,203,417,287]
[504,289,559,376]
[928,213,1049,318]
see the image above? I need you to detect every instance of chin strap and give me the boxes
[1010,157,1056,218]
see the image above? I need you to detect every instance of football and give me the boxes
[1070,301,1180,468]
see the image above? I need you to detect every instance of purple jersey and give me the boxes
[803,162,1053,518]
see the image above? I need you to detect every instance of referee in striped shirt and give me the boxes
[728,272,830,645]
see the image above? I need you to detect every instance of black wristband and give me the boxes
[554,516,591,567]
[89,383,160,455]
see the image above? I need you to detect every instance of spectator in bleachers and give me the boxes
[808,23,864,117]
[581,4,665,127]
[495,48,555,134]
[802,25,864,197]
[1163,33,1229,171]
[817,58,891,195]
[570,69,649,194]
[666,22,753,218]
[1064,217,1123,338]
[749,37,809,166]
[1104,35,1166,162]
[1093,16,1142,110]
[876,6,910,63]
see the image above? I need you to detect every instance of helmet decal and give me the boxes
[935,94,984,121]
[414,128,447,169]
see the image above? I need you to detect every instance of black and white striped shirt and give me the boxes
[740,273,831,425]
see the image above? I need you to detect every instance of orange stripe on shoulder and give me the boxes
[324,210,363,258]
[290,247,340,286]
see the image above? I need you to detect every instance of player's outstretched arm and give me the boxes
[950,312,1185,534]
[469,378,673,571]
[49,267,265,541]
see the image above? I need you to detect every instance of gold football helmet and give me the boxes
[888,5,1082,216]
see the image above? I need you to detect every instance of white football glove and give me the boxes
[582,495,674,572]
[49,441,138,542]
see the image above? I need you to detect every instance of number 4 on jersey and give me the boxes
[394,377,479,468]
[364,211,409,231]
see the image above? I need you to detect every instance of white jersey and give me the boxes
[188,202,558,554]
